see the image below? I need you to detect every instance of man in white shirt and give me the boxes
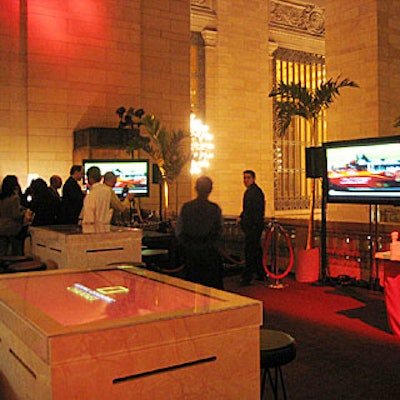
[103,171,134,224]
[82,168,134,225]
[81,167,112,225]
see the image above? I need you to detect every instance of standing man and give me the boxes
[49,175,62,198]
[238,170,265,286]
[103,171,134,224]
[82,170,135,226]
[49,175,62,223]
[81,166,112,225]
[62,165,84,224]
[176,176,224,289]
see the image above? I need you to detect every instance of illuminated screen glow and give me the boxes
[3,269,222,326]
[324,136,400,205]
[83,159,150,197]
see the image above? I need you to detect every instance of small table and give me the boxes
[0,265,262,399]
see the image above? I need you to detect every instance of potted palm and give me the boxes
[140,114,191,222]
[269,76,359,281]
[116,107,191,223]
[116,106,148,158]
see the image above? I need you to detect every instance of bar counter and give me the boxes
[0,265,262,399]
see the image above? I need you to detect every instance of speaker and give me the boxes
[305,146,326,178]
[152,164,162,184]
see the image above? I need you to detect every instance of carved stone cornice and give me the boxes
[270,0,325,37]
[191,0,217,32]
[191,0,213,6]
[201,29,217,47]
[269,41,279,58]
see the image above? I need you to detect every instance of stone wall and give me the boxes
[198,0,273,217]
[0,0,191,214]
[325,0,400,223]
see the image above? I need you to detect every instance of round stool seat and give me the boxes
[141,249,169,257]
[0,255,33,263]
[6,260,47,273]
[260,329,296,400]
[260,329,296,367]
[0,256,33,269]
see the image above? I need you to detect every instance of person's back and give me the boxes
[176,176,223,289]
[82,183,112,225]
[178,197,222,247]
[0,175,25,255]
[29,178,59,226]
[81,166,113,225]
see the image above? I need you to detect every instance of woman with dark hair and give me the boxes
[0,175,25,256]
[28,178,60,226]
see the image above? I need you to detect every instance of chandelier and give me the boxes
[190,113,214,175]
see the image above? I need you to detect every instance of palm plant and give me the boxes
[269,76,359,250]
[141,114,191,220]
[116,106,148,158]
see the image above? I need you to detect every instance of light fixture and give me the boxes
[190,113,214,175]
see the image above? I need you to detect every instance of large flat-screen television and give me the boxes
[83,159,150,197]
[323,135,400,205]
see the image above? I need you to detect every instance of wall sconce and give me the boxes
[190,113,214,175]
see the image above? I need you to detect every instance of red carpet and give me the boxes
[225,275,400,400]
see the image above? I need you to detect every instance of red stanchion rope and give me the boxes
[262,225,294,280]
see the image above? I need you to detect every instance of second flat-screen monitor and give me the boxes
[324,135,400,205]
[83,159,150,197]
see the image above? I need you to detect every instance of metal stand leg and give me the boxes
[262,367,287,400]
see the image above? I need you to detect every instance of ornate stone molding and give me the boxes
[191,0,217,32]
[270,0,325,37]
[201,29,217,47]
[268,40,279,57]
[191,0,213,6]
[273,47,325,64]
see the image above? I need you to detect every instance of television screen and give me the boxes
[83,159,150,197]
[324,135,400,205]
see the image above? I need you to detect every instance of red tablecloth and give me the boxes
[381,259,400,337]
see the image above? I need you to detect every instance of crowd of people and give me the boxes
[0,165,84,257]
[1,166,266,290]
[0,164,138,257]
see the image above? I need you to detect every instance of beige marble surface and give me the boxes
[30,225,142,269]
[0,266,262,399]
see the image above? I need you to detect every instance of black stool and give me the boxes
[6,260,47,273]
[0,256,34,274]
[260,329,296,400]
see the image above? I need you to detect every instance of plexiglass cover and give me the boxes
[3,269,223,326]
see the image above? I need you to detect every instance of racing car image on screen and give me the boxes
[328,160,400,191]
[324,136,400,205]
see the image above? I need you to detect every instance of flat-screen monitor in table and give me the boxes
[3,269,223,326]
[83,159,150,197]
[324,135,400,205]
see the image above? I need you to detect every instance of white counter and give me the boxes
[30,225,142,269]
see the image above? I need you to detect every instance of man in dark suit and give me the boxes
[61,165,84,224]
[238,170,265,285]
